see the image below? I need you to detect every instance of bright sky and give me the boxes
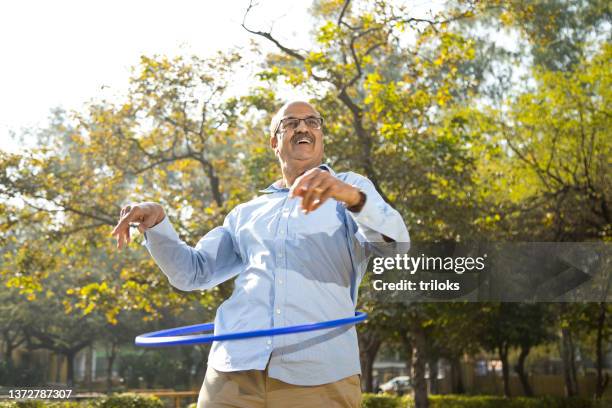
[0,1,459,152]
[0,0,316,151]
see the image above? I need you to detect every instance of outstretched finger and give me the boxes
[112,210,138,249]
[111,215,129,237]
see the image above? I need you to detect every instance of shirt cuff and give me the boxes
[142,216,180,246]
[347,190,378,227]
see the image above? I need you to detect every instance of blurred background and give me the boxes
[0,0,610,406]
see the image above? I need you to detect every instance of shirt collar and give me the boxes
[260,164,336,193]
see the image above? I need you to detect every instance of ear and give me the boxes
[270,135,279,156]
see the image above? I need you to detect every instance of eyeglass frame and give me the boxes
[273,116,324,136]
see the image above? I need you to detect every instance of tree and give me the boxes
[479,303,555,397]
[0,52,267,322]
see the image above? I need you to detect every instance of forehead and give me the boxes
[279,102,319,118]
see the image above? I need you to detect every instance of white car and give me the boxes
[377,376,413,395]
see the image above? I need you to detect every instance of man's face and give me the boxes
[271,102,324,167]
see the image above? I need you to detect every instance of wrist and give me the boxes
[346,187,361,207]
[346,190,366,213]
[154,208,166,227]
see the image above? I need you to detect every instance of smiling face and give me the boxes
[270,101,324,174]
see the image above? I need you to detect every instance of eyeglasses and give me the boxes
[275,116,323,135]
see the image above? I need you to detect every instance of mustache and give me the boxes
[291,131,314,143]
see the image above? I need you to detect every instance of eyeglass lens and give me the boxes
[281,117,322,131]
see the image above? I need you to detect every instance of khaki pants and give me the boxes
[197,365,361,408]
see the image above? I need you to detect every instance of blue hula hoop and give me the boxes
[135,311,367,347]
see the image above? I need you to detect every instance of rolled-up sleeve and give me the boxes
[143,208,243,291]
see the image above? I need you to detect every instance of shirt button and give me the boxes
[278,253,283,258]
[279,230,285,236]
[276,308,281,314]
[267,340,272,345]
[278,279,283,284]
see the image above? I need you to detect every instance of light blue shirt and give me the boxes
[143,165,409,385]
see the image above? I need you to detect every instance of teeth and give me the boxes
[296,137,312,144]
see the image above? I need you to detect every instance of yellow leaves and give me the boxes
[500,11,514,26]
[422,318,435,328]
[361,13,375,29]
[316,21,340,45]
[465,46,476,61]
[105,309,119,325]
[364,71,382,91]
[543,212,555,227]
[64,281,119,321]
[436,87,451,107]
[167,159,197,173]
[484,214,501,224]
[63,299,73,314]
[83,302,95,315]
[5,275,43,297]
[120,103,132,115]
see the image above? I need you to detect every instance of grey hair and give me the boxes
[269,100,320,139]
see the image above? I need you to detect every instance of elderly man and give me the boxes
[111,101,409,407]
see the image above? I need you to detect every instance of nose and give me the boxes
[295,119,309,132]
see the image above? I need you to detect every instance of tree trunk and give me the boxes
[428,357,439,394]
[514,345,533,396]
[2,329,23,367]
[449,356,465,394]
[595,302,609,398]
[411,323,428,408]
[65,352,76,386]
[499,343,510,397]
[560,326,579,396]
[106,342,117,393]
[3,338,14,366]
[84,345,93,391]
[358,331,382,393]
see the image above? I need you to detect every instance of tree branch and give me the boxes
[242,0,305,61]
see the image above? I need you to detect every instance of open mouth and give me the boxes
[292,133,314,145]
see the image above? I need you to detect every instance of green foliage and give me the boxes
[361,393,403,408]
[0,401,85,408]
[118,350,186,389]
[0,394,163,408]
[360,394,606,408]
[97,393,164,408]
[0,360,45,387]
[428,395,600,408]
